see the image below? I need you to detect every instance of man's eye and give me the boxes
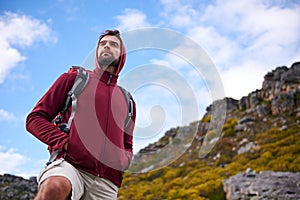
[110,42,119,47]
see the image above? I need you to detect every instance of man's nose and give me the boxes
[104,43,110,49]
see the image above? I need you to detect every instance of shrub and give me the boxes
[201,115,211,123]
[223,118,238,137]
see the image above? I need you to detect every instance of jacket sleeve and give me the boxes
[123,98,136,168]
[26,72,77,152]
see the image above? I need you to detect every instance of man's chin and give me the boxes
[98,57,119,68]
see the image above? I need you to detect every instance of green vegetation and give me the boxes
[118,111,300,199]
[201,115,211,123]
[222,118,238,137]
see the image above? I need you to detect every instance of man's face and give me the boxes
[97,35,121,69]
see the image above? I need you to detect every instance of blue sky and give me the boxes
[0,0,299,178]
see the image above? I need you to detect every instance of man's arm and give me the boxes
[26,72,76,152]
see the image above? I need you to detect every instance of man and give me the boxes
[26,30,136,200]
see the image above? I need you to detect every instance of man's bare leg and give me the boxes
[35,176,72,200]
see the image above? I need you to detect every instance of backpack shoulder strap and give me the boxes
[56,66,89,133]
[69,66,89,97]
[48,66,89,164]
[66,66,89,129]
[118,86,134,128]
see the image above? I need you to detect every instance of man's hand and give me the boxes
[63,142,68,151]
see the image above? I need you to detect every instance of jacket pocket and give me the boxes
[65,131,97,170]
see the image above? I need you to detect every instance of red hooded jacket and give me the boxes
[26,34,136,187]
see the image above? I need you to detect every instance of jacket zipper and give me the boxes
[98,74,112,177]
[107,74,112,85]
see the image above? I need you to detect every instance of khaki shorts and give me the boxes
[37,159,118,200]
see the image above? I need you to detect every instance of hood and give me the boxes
[95,35,126,76]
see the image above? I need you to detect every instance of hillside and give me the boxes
[118,62,300,199]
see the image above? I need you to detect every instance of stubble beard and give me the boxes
[98,54,119,70]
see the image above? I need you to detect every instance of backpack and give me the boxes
[47,66,134,165]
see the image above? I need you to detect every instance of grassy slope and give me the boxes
[118,104,300,200]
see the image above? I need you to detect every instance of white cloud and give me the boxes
[200,0,300,98]
[0,109,16,122]
[221,61,268,98]
[118,1,300,152]
[157,0,300,99]
[0,12,57,84]
[187,26,240,68]
[0,146,28,175]
[119,1,299,102]
[0,145,44,178]
[115,8,151,31]
[159,0,200,28]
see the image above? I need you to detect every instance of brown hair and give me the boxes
[99,29,122,44]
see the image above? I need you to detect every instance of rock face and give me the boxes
[0,174,37,200]
[223,168,300,200]
[132,62,300,160]
[240,62,300,115]
[130,61,300,199]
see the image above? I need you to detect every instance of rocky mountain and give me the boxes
[1,62,299,199]
[0,174,37,200]
[118,61,300,199]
